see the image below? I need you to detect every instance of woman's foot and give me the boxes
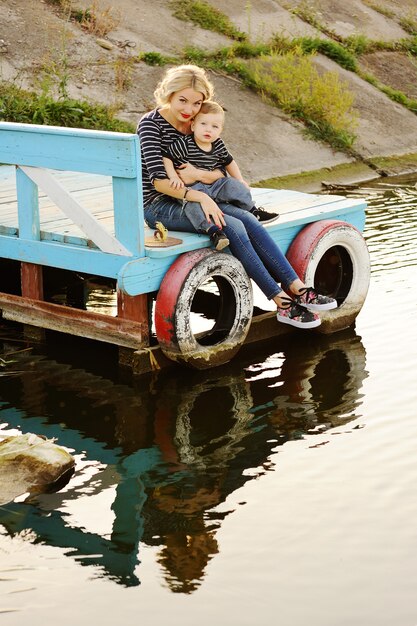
[294,287,337,312]
[276,298,321,329]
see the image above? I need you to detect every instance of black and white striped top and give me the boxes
[164,134,234,173]
[137,109,186,207]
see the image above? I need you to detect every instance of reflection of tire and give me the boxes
[155,249,253,368]
[174,375,254,468]
[278,331,367,426]
[286,220,370,333]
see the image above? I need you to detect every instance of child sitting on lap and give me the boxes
[163,101,279,251]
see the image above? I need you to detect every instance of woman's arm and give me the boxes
[177,162,225,186]
[154,179,226,228]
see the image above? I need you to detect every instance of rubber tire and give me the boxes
[155,249,253,368]
[286,220,370,333]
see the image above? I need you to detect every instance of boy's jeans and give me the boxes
[185,178,254,233]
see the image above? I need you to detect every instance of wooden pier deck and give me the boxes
[0,122,368,371]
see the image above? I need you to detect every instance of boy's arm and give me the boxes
[163,156,185,190]
[225,160,250,188]
[177,163,225,185]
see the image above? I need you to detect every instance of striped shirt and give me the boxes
[164,134,234,173]
[137,109,186,206]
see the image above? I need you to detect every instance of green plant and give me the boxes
[248,50,357,149]
[79,1,120,37]
[34,24,73,100]
[170,0,247,41]
[0,82,134,132]
[361,0,395,18]
[344,34,371,56]
[114,56,136,92]
[407,36,417,56]
[380,85,417,112]
[296,37,358,70]
[138,51,171,66]
[289,0,322,30]
[399,12,417,36]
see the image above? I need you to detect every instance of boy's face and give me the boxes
[191,112,224,145]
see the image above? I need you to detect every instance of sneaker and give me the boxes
[294,287,338,312]
[210,230,230,251]
[276,298,321,329]
[251,206,279,224]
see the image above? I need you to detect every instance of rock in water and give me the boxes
[0,433,75,505]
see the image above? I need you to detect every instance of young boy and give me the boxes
[162,101,279,251]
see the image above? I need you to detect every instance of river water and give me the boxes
[0,175,416,626]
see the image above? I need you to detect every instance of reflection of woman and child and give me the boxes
[0,330,366,592]
[137,63,337,330]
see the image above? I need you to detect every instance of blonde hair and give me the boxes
[154,64,214,106]
[198,100,225,119]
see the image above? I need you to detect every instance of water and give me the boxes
[0,176,416,625]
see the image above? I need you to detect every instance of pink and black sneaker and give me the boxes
[294,287,337,312]
[276,298,321,329]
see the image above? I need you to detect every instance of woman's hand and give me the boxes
[200,196,226,229]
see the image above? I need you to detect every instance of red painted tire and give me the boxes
[155,249,253,368]
[286,220,370,333]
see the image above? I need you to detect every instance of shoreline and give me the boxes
[254,152,417,193]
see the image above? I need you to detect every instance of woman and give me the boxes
[137,64,337,329]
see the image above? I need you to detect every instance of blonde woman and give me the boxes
[137,64,336,328]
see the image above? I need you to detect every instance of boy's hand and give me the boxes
[176,162,200,185]
[169,175,185,190]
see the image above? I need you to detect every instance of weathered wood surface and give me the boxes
[0,292,147,348]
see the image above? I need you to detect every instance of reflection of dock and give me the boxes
[0,328,367,590]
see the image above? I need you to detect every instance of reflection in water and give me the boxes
[325,177,417,277]
[0,327,367,592]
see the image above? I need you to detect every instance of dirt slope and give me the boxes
[1,0,417,184]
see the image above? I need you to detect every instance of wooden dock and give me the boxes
[0,122,368,372]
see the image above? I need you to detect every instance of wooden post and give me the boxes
[20,262,45,340]
[21,262,44,300]
[117,290,150,368]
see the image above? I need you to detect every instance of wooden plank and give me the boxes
[113,175,144,255]
[0,292,147,349]
[20,166,132,256]
[16,167,40,240]
[0,123,139,177]
[0,234,128,278]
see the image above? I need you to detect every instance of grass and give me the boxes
[170,0,246,41]
[361,1,395,18]
[0,82,134,132]
[137,52,174,66]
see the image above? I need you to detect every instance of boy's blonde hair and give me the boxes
[197,100,225,120]
[154,64,214,106]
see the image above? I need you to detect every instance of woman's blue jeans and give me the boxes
[144,195,299,300]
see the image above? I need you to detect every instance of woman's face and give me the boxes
[169,88,204,124]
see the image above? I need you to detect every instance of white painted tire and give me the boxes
[155,249,253,368]
[286,220,370,333]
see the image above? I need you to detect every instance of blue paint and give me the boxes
[0,122,367,301]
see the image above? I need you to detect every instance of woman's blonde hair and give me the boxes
[154,64,214,106]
